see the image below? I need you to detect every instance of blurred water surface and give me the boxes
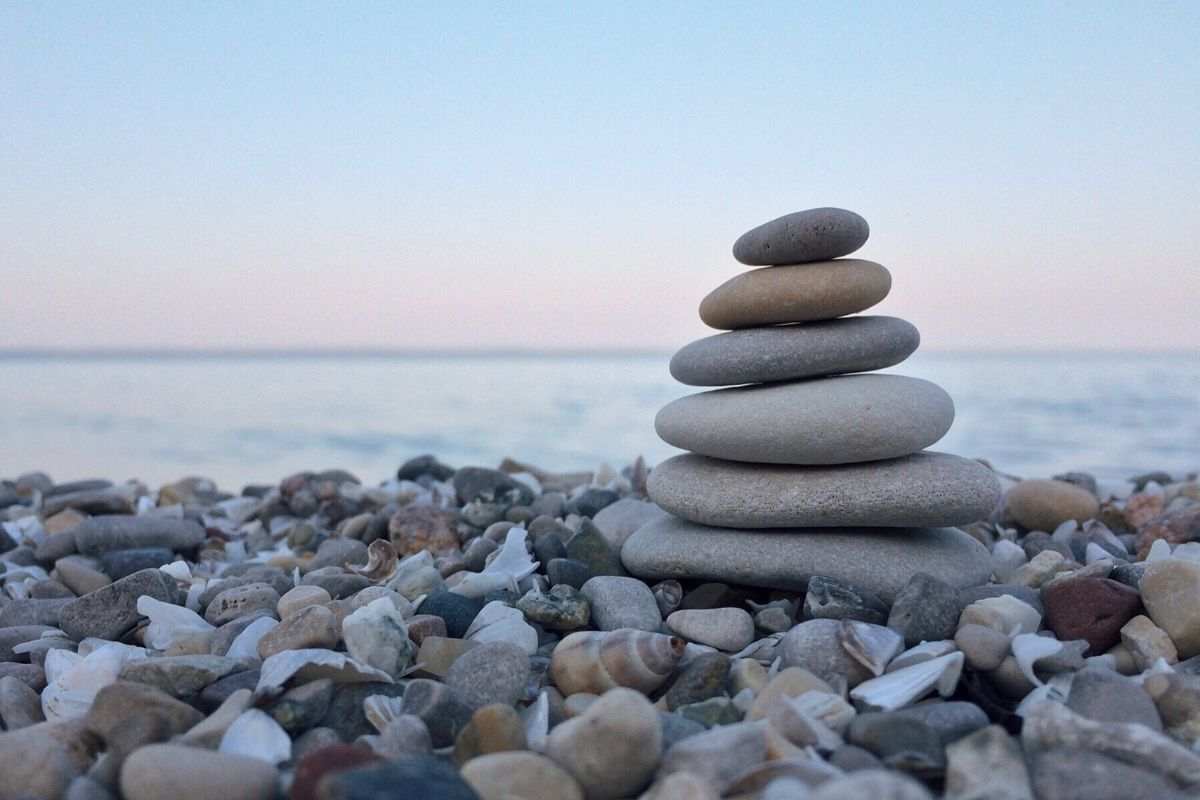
[1,352,1196,488]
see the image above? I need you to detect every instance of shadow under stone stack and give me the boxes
[622,207,1002,602]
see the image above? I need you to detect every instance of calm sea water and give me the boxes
[1,352,1196,489]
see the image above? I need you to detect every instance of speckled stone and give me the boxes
[670,316,918,387]
[732,207,870,266]
[699,260,891,330]
[649,452,998,528]
[622,517,992,603]
[655,375,954,465]
[72,516,205,555]
[1005,480,1100,531]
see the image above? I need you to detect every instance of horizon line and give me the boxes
[0,346,1195,361]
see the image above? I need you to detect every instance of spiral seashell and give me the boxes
[352,539,398,583]
[549,628,685,696]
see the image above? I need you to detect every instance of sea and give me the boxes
[1,352,1196,491]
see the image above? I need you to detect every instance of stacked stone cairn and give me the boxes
[623,207,1003,602]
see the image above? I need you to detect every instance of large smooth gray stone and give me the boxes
[655,374,954,465]
[670,316,919,387]
[733,207,869,266]
[72,516,205,556]
[621,516,992,602]
[648,451,1000,528]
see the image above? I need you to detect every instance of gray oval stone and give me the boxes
[670,316,919,386]
[700,260,891,330]
[655,374,954,465]
[620,517,992,602]
[733,207,869,266]
[648,451,1000,528]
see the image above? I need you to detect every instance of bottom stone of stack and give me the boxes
[621,516,992,603]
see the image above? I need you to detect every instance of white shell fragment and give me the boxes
[219,709,292,765]
[522,690,551,752]
[886,640,957,673]
[255,648,393,698]
[463,600,538,654]
[364,694,406,734]
[137,595,215,653]
[1011,633,1063,687]
[450,527,539,599]
[42,643,147,721]
[839,621,903,677]
[225,617,280,661]
[850,651,964,712]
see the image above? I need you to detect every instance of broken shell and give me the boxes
[731,632,786,663]
[364,693,406,734]
[886,640,958,673]
[849,651,965,712]
[450,527,539,599]
[521,690,551,752]
[255,648,393,699]
[463,600,538,654]
[352,539,399,583]
[218,709,291,765]
[839,620,904,677]
[549,628,685,696]
[787,689,857,734]
[1011,633,1062,687]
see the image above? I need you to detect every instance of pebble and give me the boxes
[1041,576,1142,654]
[256,605,338,659]
[943,724,1033,800]
[890,701,989,745]
[1031,748,1191,800]
[700,259,891,329]
[53,556,111,596]
[624,518,992,603]
[590,498,669,549]
[400,679,474,747]
[388,505,461,555]
[0,597,72,627]
[666,608,754,651]
[887,573,962,647]
[414,636,478,680]
[119,743,278,800]
[0,674,44,729]
[277,585,332,619]
[0,720,100,799]
[118,655,242,698]
[85,680,204,754]
[315,756,480,800]
[581,576,662,631]
[290,743,381,800]
[812,770,934,800]
[306,537,368,571]
[419,591,484,638]
[516,584,590,630]
[461,751,583,800]
[958,594,1041,635]
[318,682,404,741]
[641,772,721,800]
[670,315,919,387]
[655,374,954,465]
[847,712,945,774]
[266,678,334,734]
[545,688,661,800]
[1140,558,1200,658]
[59,568,179,640]
[546,558,591,589]
[664,652,731,710]
[445,641,530,710]
[954,624,1010,671]
[204,582,281,625]
[342,597,414,677]
[648,451,999,528]
[1005,479,1100,531]
[732,207,870,265]
[565,520,625,577]
[72,516,205,555]
[100,547,176,580]
[657,720,766,794]
[452,703,528,764]
[1067,666,1162,730]
[1120,614,1178,668]
[747,667,836,720]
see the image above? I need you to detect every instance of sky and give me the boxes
[2,2,1198,352]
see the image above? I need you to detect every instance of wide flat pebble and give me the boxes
[120,744,278,800]
[648,451,999,528]
[732,207,870,265]
[670,315,919,386]
[699,259,891,329]
[621,516,993,602]
[655,374,954,465]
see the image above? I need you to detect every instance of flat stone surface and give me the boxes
[670,316,919,386]
[655,375,954,465]
[622,516,992,603]
[699,260,891,329]
[72,516,205,556]
[59,568,179,640]
[648,451,998,528]
[732,207,870,266]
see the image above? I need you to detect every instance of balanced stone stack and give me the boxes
[623,208,1001,601]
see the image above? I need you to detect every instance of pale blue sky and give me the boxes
[2,2,1197,351]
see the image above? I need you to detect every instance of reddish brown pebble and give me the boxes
[1136,507,1200,560]
[1042,577,1142,654]
[290,743,381,800]
[407,614,448,645]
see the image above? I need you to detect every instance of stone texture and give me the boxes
[699,259,891,329]
[1042,576,1142,655]
[72,516,205,555]
[671,315,918,386]
[732,207,870,265]
[622,517,992,603]
[119,744,278,800]
[1140,558,1200,659]
[118,655,241,698]
[649,451,998,528]
[1029,747,1189,800]
[944,725,1033,800]
[445,641,530,710]
[887,573,963,646]
[1005,480,1100,531]
[804,576,889,625]
[85,681,204,754]
[204,582,281,625]
[590,498,669,550]
[544,688,661,800]
[657,720,766,794]
[453,704,527,764]
[1067,667,1162,730]
[0,674,44,729]
[666,608,754,651]
[59,568,179,640]
[257,605,338,659]
[0,720,100,799]
[314,756,479,800]
[580,576,661,631]
[461,751,583,800]
[655,375,954,466]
